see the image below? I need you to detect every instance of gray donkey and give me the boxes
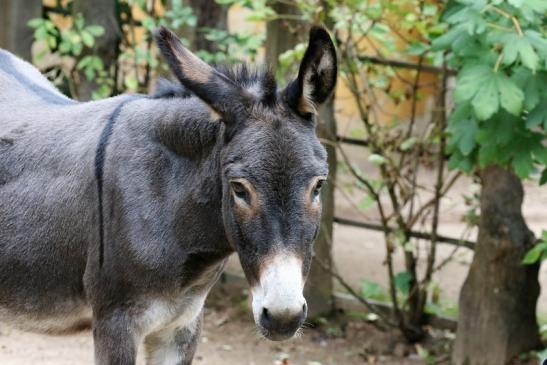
[0,25,337,364]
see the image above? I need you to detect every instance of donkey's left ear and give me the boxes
[155,26,252,119]
[285,26,337,116]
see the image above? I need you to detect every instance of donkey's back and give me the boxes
[0,49,123,333]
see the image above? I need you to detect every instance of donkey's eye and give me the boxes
[230,181,250,203]
[311,179,325,200]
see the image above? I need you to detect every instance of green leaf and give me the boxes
[124,75,138,91]
[500,34,520,65]
[84,67,95,81]
[81,31,94,48]
[76,56,91,69]
[508,0,525,8]
[518,39,539,72]
[524,0,547,13]
[59,40,71,54]
[34,27,48,41]
[400,137,416,151]
[454,65,491,104]
[361,279,387,301]
[405,42,428,55]
[520,71,542,110]
[458,122,477,156]
[449,102,473,125]
[394,271,412,295]
[478,143,497,167]
[522,243,547,264]
[27,18,44,28]
[526,101,547,129]
[368,154,387,166]
[430,26,465,51]
[74,14,84,29]
[495,117,514,145]
[471,74,499,120]
[512,151,534,178]
[72,42,83,56]
[447,152,460,169]
[497,75,524,116]
[86,25,104,37]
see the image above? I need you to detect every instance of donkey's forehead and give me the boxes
[224,120,327,179]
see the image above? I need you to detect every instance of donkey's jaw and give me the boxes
[250,252,307,341]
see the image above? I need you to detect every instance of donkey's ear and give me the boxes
[155,26,251,117]
[285,26,337,116]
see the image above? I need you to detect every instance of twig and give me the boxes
[314,256,397,327]
[424,59,449,285]
[334,217,475,249]
[336,135,370,147]
[358,55,457,75]
[407,171,462,229]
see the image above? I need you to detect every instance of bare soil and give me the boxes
[0,300,428,365]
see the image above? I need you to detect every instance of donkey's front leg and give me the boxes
[93,312,139,365]
[144,313,202,365]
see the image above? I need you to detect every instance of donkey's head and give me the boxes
[156,26,336,341]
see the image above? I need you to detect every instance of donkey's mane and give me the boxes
[215,64,275,90]
[152,64,277,103]
[151,78,192,99]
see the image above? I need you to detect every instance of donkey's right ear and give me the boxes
[155,26,251,117]
[284,26,337,116]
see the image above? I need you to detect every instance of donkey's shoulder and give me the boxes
[0,49,76,106]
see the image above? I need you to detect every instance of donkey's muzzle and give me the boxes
[259,302,307,341]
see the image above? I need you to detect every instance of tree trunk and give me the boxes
[452,165,540,365]
[305,96,336,316]
[185,0,227,53]
[265,2,300,72]
[0,0,42,61]
[73,0,120,100]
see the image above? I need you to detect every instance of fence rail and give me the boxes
[333,217,475,249]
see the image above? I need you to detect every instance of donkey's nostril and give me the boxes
[262,307,270,320]
[302,303,307,314]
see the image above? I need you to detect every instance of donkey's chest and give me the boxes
[138,292,206,336]
[138,258,227,336]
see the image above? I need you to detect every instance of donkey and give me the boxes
[0,25,337,364]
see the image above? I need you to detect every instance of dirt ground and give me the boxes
[0,304,430,365]
[1,164,546,364]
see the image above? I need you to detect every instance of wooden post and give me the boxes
[73,0,120,100]
[0,0,42,61]
[185,0,228,54]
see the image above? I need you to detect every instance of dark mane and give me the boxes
[152,64,277,105]
[215,64,274,89]
[151,78,192,99]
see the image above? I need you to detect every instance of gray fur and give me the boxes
[0,25,336,365]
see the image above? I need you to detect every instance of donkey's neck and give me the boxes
[142,96,231,252]
[151,96,220,158]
